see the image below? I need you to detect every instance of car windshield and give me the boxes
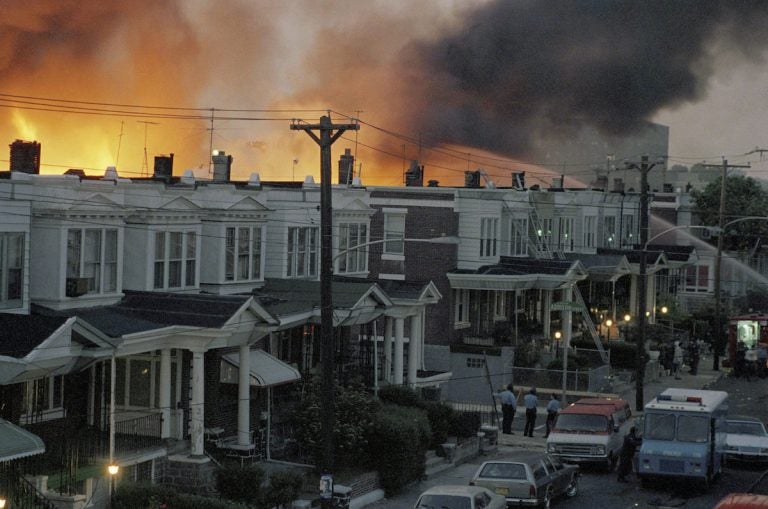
[554,413,609,431]
[478,462,527,479]
[677,415,709,443]
[645,413,676,441]
[727,421,768,436]
[416,494,471,509]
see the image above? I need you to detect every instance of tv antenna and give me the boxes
[137,121,159,177]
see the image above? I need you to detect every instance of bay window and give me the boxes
[337,222,368,274]
[225,226,263,281]
[67,228,118,294]
[287,226,319,278]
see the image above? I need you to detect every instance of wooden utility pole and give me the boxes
[290,115,358,507]
[700,159,750,371]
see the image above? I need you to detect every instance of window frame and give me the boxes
[153,230,198,290]
[383,212,406,256]
[603,215,616,247]
[584,215,597,249]
[510,217,528,257]
[225,225,264,282]
[337,222,369,274]
[558,217,575,252]
[480,217,498,258]
[286,226,319,278]
[21,375,65,424]
[67,227,119,295]
[454,288,470,327]
[0,232,24,308]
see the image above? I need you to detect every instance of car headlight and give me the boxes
[547,443,557,453]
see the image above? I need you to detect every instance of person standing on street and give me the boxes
[673,341,683,380]
[689,340,700,375]
[617,426,642,482]
[523,387,538,437]
[545,393,560,438]
[495,384,517,434]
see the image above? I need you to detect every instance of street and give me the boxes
[364,363,768,508]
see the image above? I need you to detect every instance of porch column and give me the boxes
[237,344,251,446]
[561,286,573,403]
[383,317,393,383]
[393,317,405,386]
[542,290,552,339]
[190,349,205,457]
[407,312,422,387]
[159,348,172,439]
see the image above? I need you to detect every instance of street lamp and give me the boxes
[554,331,562,359]
[108,464,119,508]
[604,319,613,341]
[0,496,6,508]
[623,314,631,341]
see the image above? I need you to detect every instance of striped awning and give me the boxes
[0,419,45,462]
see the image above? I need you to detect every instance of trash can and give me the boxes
[332,484,352,509]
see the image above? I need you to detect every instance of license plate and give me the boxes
[494,487,509,496]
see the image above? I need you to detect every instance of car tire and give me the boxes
[542,486,553,509]
[565,474,579,498]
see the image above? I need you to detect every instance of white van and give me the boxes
[546,398,633,470]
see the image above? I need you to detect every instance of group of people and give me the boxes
[660,339,702,379]
[496,385,561,438]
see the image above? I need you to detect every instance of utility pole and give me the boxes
[625,155,663,411]
[700,159,750,370]
[291,115,358,508]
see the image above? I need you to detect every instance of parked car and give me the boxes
[725,416,768,463]
[714,493,768,508]
[414,485,506,509]
[469,450,579,508]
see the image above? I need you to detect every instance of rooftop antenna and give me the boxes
[208,108,215,174]
[115,121,125,169]
[352,110,363,186]
[137,120,159,177]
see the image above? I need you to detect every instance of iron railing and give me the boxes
[0,464,57,509]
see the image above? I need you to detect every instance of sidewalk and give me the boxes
[496,355,725,450]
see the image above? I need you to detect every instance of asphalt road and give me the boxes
[364,373,768,509]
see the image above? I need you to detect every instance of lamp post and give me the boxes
[623,314,631,341]
[107,464,119,509]
[604,319,613,341]
[554,331,562,359]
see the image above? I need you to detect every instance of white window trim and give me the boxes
[286,226,319,278]
[153,230,198,290]
[510,217,528,257]
[336,222,369,274]
[225,225,264,282]
[383,210,406,256]
[67,227,119,295]
[480,217,499,258]
[584,215,597,249]
[20,375,65,424]
[0,232,24,308]
[454,288,470,329]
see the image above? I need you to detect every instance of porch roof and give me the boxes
[0,418,45,461]
[0,314,70,359]
[597,248,669,274]
[447,257,587,290]
[222,349,302,387]
[644,244,698,268]
[563,253,632,282]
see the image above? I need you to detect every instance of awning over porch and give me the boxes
[0,419,45,461]
[222,349,302,387]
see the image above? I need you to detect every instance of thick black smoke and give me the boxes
[408,0,768,157]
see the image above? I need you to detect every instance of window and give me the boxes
[67,228,118,294]
[493,291,505,318]
[455,289,470,324]
[584,215,597,249]
[287,227,318,278]
[117,354,178,409]
[0,233,23,308]
[603,216,616,247]
[337,222,368,273]
[511,218,528,256]
[622,214,635,248]
[225,226,263,281]
[466,357,485,368]
[384,213,405,255]
[558,217,574,252]
[539,218,553,250]
[154,231,197,289]
[22,375,64,423]
[480,217,498,257]
[677,415,709,443]
[645,413,676,441]
[684,264,710,293]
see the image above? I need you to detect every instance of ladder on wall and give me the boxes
[527,199,609,364]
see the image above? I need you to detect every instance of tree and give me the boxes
[691,174,768,251]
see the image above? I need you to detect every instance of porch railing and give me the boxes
[0,464,57,509]
[113,413,164,455]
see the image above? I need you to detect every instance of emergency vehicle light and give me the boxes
[657,394,703,404]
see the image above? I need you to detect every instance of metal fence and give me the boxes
[509,364,611,394]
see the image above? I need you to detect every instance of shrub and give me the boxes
[607,341,639,370]
[115,482,250,509]
[261,470,303,509]
[424,401,455,448]
[377,385,424,408]
[366,403,431,495]
[449,411,481,439]
[216,464,265,503]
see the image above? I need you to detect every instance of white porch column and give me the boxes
[561,286,573,403]
[237,344,251,446]
[393,318,405,386]
[383,317,393,383]
[407,312,422,387]
[159,348,172,439]
[542,290,552,339]
[190,350,205,457]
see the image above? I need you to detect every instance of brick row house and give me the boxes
[0,146,698,505]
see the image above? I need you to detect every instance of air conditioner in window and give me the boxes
[65,277,89,297]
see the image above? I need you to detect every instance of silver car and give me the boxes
[414,485,506,509]
[725,416,768,463]
[469,451,579,509]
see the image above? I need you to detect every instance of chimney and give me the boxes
[338,148,354,185]
[613,178,625,193]
[551,177,563,189]
[594,175,608,189]
[9,139,41,174]
[212,150,233,182]
[405,160,424,187]
[427,179,439,187]
[153,153,174,181]
[465,170,481,188]
[512,171,526,190]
